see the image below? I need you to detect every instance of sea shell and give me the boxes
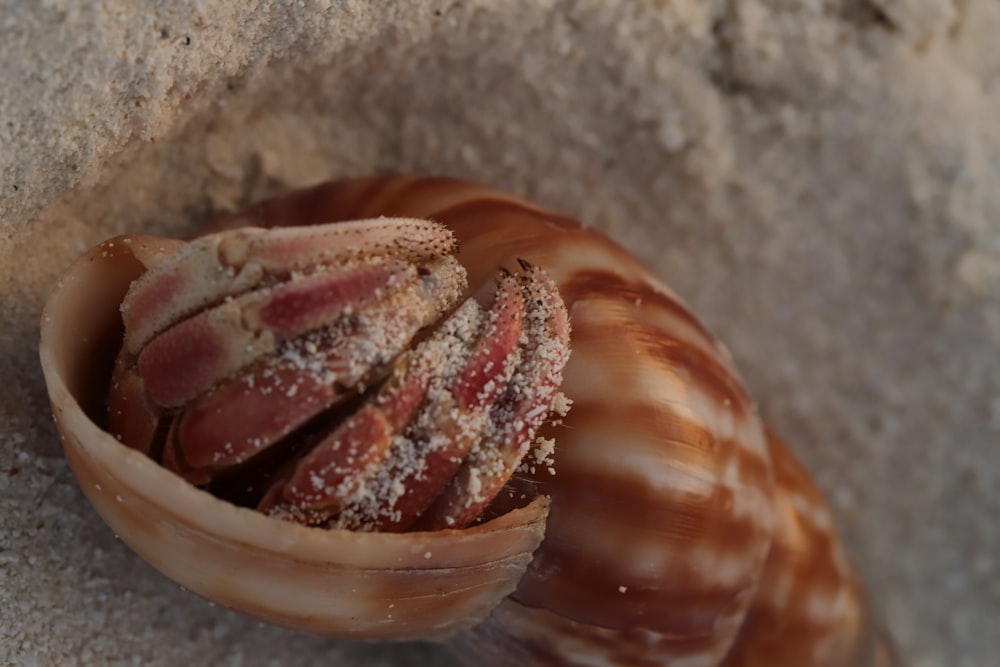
[39,175,894,665]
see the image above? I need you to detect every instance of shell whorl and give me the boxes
[216,175,890,667]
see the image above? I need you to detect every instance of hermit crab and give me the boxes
[39,175,894,666]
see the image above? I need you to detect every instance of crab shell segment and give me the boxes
[39,230,553,639]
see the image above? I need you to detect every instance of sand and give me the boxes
[2,1,998,665]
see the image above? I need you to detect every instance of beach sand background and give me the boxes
[2,2,998,665]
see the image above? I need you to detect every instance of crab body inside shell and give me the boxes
[105,217,571,532]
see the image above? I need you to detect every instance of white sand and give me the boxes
[3,1,999,665]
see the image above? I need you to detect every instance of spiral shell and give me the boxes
[39,175,893,666]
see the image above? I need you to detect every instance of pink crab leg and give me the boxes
[155,259,465,484]
[416,262,571,530]
[357,272,527,532]
[257,358,433,523]
[161,358,345,485]
[136,260,413,408]
[121,218,456,355]
[264,272,528,531]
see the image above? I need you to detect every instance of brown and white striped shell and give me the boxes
[39,175,894,666]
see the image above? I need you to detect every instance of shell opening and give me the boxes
[103,219,572,534]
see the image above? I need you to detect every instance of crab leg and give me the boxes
[255,355,433,525]
[417,262,571,530]
[259,265,571,533]
[336,272,527,532]
[106,217,572,533]
[137,259,415,408]
[261,272,527,530]
[157,259,464,484]
[121,218,456,354]
[106,350,162,456]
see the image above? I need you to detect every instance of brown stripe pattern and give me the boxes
[214,175,888,666]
